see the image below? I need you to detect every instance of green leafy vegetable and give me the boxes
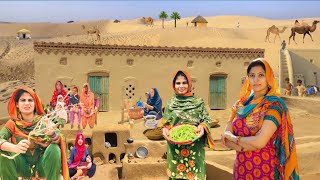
[169,125,198,142]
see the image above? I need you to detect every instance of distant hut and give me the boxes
[191,15,208,27]
[16,29,31,40]
[114,19,121,23]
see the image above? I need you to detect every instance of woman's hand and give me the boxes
[143,102,147,107]
[162,127,170,140]
[197,124,204,136]
[223,131,237,143]
[15,139,30,154]
[222,131,236,145]
[44,123,59,137]
[143,102,151,110]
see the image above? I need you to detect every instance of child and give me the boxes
[69,86,81,129]
[55,94,68,123]
[85,138,92,149]
[296,79,306,97]
[71,154,94,180]
[285,77,293,96]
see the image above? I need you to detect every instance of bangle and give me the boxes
[0,140,8,151]
[236,136,241,145]
[50,131,56,138]
[51,133,60,142]
[50,132,58,139]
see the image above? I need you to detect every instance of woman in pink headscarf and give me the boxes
[80,83,96,129]
[68,133,88,178]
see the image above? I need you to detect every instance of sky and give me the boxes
[0,1,320,23]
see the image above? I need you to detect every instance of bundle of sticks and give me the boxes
[1,111,61,160]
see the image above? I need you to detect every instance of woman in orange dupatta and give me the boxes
[222,59,299,180]
[80,83,96,129]
[0,87,69,180]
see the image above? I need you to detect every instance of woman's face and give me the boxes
[56,81,62,91]
[174,75,188,95]
[16,92,35,116]
[84,85,88,93]
[77,135,84,146]
[248,66,268,93]
[150,88,154,97]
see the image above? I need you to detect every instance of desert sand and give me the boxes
[0,16,320,179]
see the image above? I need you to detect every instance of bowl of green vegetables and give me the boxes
[167,124,203,145]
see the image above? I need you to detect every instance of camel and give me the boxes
[289,20,319,44]
[81,25,101,42]
[141,17,154,26]
[265,25,287,43]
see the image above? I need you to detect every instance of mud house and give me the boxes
[33,42,264,111]
[17,29,31,39]
[191,15,208,27]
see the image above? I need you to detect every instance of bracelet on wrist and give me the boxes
[50,132,56,138]
[51,133,60,142]
[50,132,57,139]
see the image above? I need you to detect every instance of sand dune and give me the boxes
[1,15,319,90]
[1,15,320,115]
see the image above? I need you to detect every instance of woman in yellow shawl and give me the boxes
[222,59,299,180]
[0,87,69,180]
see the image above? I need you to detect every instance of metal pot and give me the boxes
[128,153,134,159]
[127,138,134,143]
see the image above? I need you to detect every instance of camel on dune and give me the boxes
[289,20,319,44]
[81,25,101,42]
[141,17,154,26]
[265,25,287,43]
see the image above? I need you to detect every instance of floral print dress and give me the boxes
[163,95,214,180]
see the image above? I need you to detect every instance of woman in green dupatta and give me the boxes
[0,87,69,180]
[162,70,214,180]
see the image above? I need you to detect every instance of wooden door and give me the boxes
[88,75,109,111]
[209,76,226,109]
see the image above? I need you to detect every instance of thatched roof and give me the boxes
[17,29,31,34]
[191,15,208,23]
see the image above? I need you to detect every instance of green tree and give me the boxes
[159,11,168,29]
[170,12,181,28]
